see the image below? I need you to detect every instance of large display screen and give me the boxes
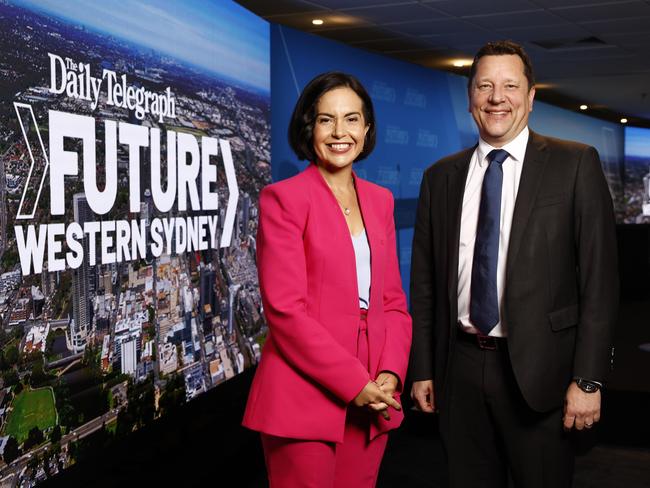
[624,126,650,223]
[0,0,269,482]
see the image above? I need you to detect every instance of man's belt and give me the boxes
[456,326,507,351]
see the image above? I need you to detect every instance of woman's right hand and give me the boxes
[352,381,402,419]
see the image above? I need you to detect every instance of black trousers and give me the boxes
[439,336,574,488]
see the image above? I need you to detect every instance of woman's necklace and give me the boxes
[337,198,352,215]
[330,185,356,216]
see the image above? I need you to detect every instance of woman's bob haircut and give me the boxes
[288,71,376,163]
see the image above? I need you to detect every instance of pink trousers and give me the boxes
[261,311,388,487]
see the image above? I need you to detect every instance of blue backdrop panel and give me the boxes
[271,25,625,297]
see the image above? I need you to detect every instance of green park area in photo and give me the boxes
[3,387,58,444]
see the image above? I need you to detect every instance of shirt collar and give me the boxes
[476,126,530,167]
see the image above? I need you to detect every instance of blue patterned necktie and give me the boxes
[470,149,510,335]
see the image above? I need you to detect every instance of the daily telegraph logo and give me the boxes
[13,53,239,277]
[49,53,175,122]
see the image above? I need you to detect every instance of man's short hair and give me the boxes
[288,71,376,163]
[468,40,535,92]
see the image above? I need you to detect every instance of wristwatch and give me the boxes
[574,378,601,393]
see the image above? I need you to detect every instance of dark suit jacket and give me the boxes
[409,130,619,412]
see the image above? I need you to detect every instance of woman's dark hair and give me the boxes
[288,71,376,163]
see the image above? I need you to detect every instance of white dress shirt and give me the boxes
[457,127,529,337]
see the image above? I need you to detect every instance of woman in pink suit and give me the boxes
[243,72,412,487]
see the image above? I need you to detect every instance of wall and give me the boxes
[271,25,626,293]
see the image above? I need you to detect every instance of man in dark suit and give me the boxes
[409,40,618,487]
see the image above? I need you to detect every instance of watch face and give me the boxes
[578,380,599,393]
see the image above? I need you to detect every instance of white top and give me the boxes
[351,229,371,309]
[457,126,529,337]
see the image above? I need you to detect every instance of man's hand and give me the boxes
[353,381,402,420]
[411,380,435,413]
[563,381,601,430]
[376,371,399,397]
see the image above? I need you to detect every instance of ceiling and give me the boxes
[236,0,650,127]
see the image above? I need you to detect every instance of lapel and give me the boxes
[446,148,474,307]
[506,131,549,281]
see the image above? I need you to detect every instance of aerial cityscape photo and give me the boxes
[623,126,650,224]
[0,0,270,485]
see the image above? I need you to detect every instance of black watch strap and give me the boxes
[575,378,601,393]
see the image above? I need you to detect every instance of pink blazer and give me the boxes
[242,164,412,443]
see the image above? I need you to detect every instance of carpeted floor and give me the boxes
[573,445,650,488]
